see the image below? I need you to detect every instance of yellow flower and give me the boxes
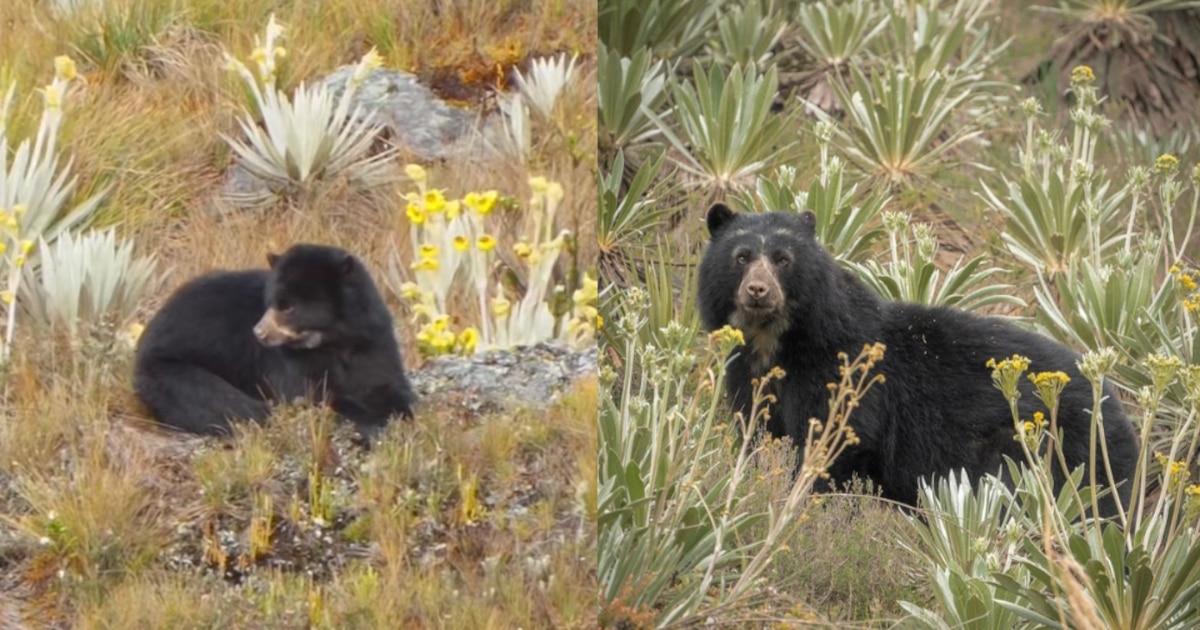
[273,47,287,59]
[54,56,77,82]
[398,282,422,301]
[546,181,564,204]
[1070,65,1095,86]
[491,297,511,318]
[453,236,469,252]
[411,258,439,272]
[597,314,603,329]
[411,302,436,320]
[424,189,447,213]
[125,322,145,344]
[573,273,598,306]
[445,200,461,220]
[432,315,451,332]
[19,240,33,255]
[465,190,499,215]
[458,327,479,354]
[43,84,60,110]
[13,255,26,268]
[12,205,26,217]
[4,217,17,231]
[1156,154,1181,176]
[405,164,427,184]
[0,243,7,256]
[988,354,1032,403]
[433,329,456,351]
[539,237,564,254]
[513,242,533,259]
[418,243,439,260]
[361,47,383,72]
[0,291,12,305]
[477,235,497,252]
[1029,371,1071,409]
[406,203,426,226]
[250,47,269,67]
[709,325,745,352]
[528,176,550,194]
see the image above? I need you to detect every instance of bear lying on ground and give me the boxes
[134,243,416,440]
[698,204,1139,517]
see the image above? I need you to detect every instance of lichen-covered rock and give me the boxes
[319,67,502,161]
[409,343,597,415]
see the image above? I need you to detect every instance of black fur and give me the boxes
[698,205,1139,516]
[134,244,416,439]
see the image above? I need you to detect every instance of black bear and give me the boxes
[134,243,416,440]
[698,204,1139,517]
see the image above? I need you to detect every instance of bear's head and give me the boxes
[698,203,832,361]
[254,244,364,350]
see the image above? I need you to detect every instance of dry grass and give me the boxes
[0,0,596,627]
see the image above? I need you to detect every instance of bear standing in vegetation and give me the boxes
[134,243,416,440]
[698,204,1139,517]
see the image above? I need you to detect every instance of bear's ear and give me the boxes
[340,253,357,276]
[706,203,736,237]
[798,211,817,237]
[266,253,280,268]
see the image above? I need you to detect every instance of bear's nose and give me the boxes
[746,282,768,299]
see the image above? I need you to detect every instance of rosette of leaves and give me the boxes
[845,213,1025,312]
[1,67,107,246]
[994,521,1200,630]
[792,0,888,115]
[710,1,788,68]
[1028,1,1200,134]
[597,43,670,168]
[598,0,719,59]
[811,64,984,187]
[221,15,397,207]
[598,150,679,286]
[20,228,163,345]
[660,62,799,194]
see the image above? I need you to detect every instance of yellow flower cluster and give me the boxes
[1155,153,1180,176]
[401,164,500,227]
[566,273,599,344]
[1156,452,1192,492]
[464,190,499,215]
[1070,65,1095,87]
[988,354,1031,402]
[411,243,440,272]
[1014,410,1048,449]
[1170,264,1200,313]
[1029,370,1070,410]
[709,325,745,355]
[414,314,479,357]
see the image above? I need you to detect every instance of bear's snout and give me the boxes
[737,259,783,314]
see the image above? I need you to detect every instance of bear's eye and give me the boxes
[774,255,791,267]
[735,252,750,265]
[276,299,293,314]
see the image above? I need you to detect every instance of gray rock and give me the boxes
[409,343,597,414]
[319,67,502,161]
